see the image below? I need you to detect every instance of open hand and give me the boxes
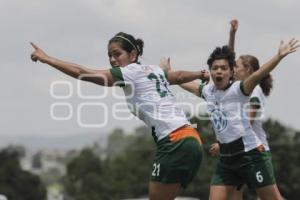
[159,57,172,72]
[278,38,299,59]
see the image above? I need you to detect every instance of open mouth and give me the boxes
[216,77,223,82]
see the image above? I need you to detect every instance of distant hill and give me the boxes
[0,131,108,151]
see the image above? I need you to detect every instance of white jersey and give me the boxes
[110,63,190,142]
[250,86,270,150]
[200,81,262,152]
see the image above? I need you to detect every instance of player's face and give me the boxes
[108,42,137,68]
[234,58,251,80]
[210,59,233,90]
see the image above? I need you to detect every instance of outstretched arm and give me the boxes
[30,43,115,86]
[242,38,299,95]
[167,70,209,85]
[159,57,209,96]
[228,19,238,51]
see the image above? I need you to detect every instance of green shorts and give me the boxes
[150,131,202,188]
[211,139,275,189]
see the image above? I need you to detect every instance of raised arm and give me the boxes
[242,38,299,95]
[30,43,115,86]
[228,19,238,51]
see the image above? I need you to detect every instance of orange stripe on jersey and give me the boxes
[169,125,202,144]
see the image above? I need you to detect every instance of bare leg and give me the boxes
[230,185,245,200]
[209,185,236,200]
[256,184,283,200]
[149,181,183,200]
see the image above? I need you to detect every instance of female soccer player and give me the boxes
[30,32,210,200]
[160,37,299,200]
[209,19,282,200]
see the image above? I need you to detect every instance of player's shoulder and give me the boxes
[200,83,214,97]
[230,80,249,97]
[124,63,141,70]
[231,80,242,89]
[251,85,264,97]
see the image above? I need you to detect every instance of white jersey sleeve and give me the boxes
[250,86,265,108]
[110,64,141,87]
[199,84,210,99]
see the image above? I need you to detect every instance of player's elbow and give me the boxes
[78,70,113,87]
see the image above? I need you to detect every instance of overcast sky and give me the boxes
[1,0,299,147]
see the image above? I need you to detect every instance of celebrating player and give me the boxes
[30,32,210,200]
[160,36,298,200]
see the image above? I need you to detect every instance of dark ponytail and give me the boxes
[259,74,273,96]
[239,55,273,96]
[135,38,144,56]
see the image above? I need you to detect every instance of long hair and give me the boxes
[239,55,273,96]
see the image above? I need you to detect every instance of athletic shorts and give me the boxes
[150,125,203,188]
[235,151,275,190]
[211,139,276,189]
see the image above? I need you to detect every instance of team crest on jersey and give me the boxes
[210,108,228,133]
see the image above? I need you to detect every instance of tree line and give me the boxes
[0,117,299,199]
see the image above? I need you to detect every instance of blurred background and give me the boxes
[0,0,299,199]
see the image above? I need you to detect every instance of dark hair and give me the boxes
[239,55,273,96]
[109,32,144,62]
[207,45,236,70]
